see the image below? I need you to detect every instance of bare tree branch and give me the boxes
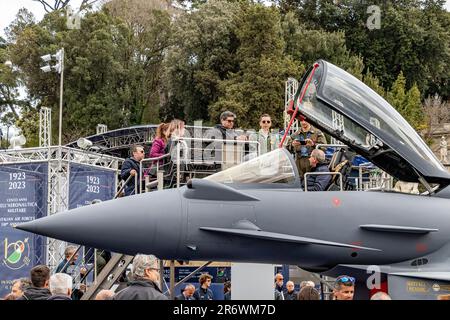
[423,94,449,142]
[80,0,100,10]
[33,0,55,13]
[33,0,76,12]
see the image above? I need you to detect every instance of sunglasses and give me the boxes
[336,276,355,284]
[261,120,271,124]
[225,119,235,123]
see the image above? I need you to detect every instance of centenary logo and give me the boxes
[2,238,31,270]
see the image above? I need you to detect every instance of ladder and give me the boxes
[81,253,134,300]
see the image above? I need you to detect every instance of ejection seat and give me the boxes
[326,148,354,191]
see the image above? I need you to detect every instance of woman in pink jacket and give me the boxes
[149,123,169,175]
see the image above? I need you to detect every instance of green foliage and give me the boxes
[387,72,424,129]
[15,108,39,147]
[161,0,240,123]
[363,69,386,98]
[7,1,172,144]
[280,11,364,79]
[3,0,447,144]
[387,71,407,112]
[404,84,424,129]
[281,0,450,98]
[210,3,303,129]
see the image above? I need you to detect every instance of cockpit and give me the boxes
[205,148,299,186]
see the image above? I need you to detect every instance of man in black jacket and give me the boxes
[284,281,298,300]
[174,284,196,300]
[113,254,167,300]
[302,149,332,192]
[193,273,214,300]
[211,111,247,141]
[121,145,145,196]
[205,111,247,165]
[18,265,52,300]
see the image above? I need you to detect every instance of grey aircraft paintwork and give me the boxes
[16,60,450,294]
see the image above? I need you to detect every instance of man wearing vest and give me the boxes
[287,118,327,178]
[250,114,280,155]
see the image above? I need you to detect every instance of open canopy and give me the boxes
[206,148,298,185]
[295,60,450,186]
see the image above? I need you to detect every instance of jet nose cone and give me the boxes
[15,189,183,256]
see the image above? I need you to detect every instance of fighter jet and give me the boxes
[16,60,450,294]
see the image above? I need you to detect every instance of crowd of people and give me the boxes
[121,110,334,194]
[1,252,394,301]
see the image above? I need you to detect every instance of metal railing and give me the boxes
[304,172,343,192]
[137,138,261,191]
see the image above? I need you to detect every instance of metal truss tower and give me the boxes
[331,110,345,145]
[39,107,52,147]
[284,78,299,136]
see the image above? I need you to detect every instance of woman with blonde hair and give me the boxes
[167,119,185,139]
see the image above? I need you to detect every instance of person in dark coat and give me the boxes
[302,149,332,191]
[274,273,285,300]
[11,277,32,299]
[18,265,51,300]
[284,281,298,300]
[174,284,196,300]
[55,245,87,300]
[121,145,145,196]
[48,273,72,300]
[223,281,231,300]
[193,273,214,300]
[209,111,247,141]
[297,286,320,300]
[113,254,167,300]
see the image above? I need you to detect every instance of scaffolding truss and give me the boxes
[284,77,299,135]
[39,107,52,147]
[0,146,123,270]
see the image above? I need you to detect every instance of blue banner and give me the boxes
[0,162,48,298]
[68,164,116,280]
[68,164,116,210]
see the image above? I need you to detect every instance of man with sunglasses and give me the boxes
[120,144,145,196]
[333,275,355,300]
[212,111,247,141]
[249,114,279,155]
[114,254,167,300]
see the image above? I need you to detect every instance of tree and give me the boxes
[161,0,240,123]
[7,3,172,144]
[280,11,364,80]
[387,72,424,129]
[278,1,450,99]
[387,71,407,113]
[404,84,424,130]
[209,2,303,129]
[103,0,173,124]
[422,93,449,142]
[363,69,386,98]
